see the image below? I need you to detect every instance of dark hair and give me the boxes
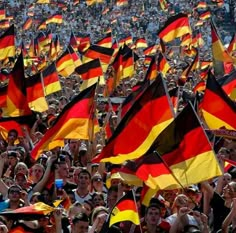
[78,169,91,179]
[72,212,89,225]
[145,204,161,216]
[107,185,118,195]
[8,129,18,138]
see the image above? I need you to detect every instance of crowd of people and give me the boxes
[0,0,235,232]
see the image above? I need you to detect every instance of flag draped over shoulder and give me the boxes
[109,190,140,227]
[7,53,32,117]
[0,24,15,60]
[31,84,96,161]
[200,71,236,130]
[135,104,222,190]
[92,75,174,164]
[158,13,191,43]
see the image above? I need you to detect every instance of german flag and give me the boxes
[227,34,236,55]
[158,13,191,43]
[191,30,204,48]
[46,14,62,24]
[25,73,48,112]
[0,7,6,20]
[193,81,206,94]
[92,76,174,164]
[199,11,211,20]
[143,44,158,56]
[168,86,179,113]
[141,184,158,206]
[77,34,91,53]
[145,56,158,81]
[194,20,204,27]
[42,62,61,96]
[95,32,112,48]
[157,53,171,77]
[211,20,233,63]
[217,69,236,96]
[0,202,54,219]
[200,71,236,130]
[75,58,103,80]
[119,35,133,47]
[22,17,33,30]
[116,0,128,7]
[122,49,134,78]
[135,38,148,48]
[49,38,57,61]
[68,45,81,67]
[69,31,78,50]
[36,0,50,3]
[181,33,192,47]
[7,53,32,117]
[0,20,10,29]
[135,104,222,190]
[37,19,47,30]
[111,48,123,87]
[0,24,15,60]
[56,48,74,76]
[0,114,36,140]
[196,1,207,9]
[31,84,96,160]
[109,190,140,227]
[83,45,114,64]
[54,35,61,55]
[121,81,149,118]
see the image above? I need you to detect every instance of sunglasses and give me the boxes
[9,189,21,194]
[93,178,102,182]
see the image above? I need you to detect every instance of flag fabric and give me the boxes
[95,32,112,48]
[75,58,103,80]
[157,53,171,77]
[211,20,233,63]
[158,13,191,43]
[92,76,174,164]
[0,84,7,109]
[0,8,6,20]
[135,38,148,48]
[0,114,36,140]
[193,81,206,93]
[199,11,211,20]
[159,0,168,11]
[200,71,236,130]
[145,56,157,81]
[143,44,158,56]
[36,0,50,3]
[31,84,96,160]
[109,190,140,227]
[22,17,33,30]
[217,69,236,96]
[135,104,222,190]
[141,184,158,206]
[116,0,128,7]
[7,53,32,117]
[46,14,63,24]
[26,73,48,112]
[227,34,236,55]
[0,20,10,29]
[83,45,114,64]
[196,1,207,8]
[42,62,61,95]
[122,49,134,78]
[168,86,179,113]
[56,48,74,76]
[0,202,54,219]
[0,24,15,60]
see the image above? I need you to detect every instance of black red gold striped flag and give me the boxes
[23,17,33,30]
[0,7,5,20]
[227,34,236,55]
[199,11,211,20]
[42,62,61,95]
[31,84,96,160]
[0,24,15,60]
[7,53,32,117]
[157,52,171,77]
[46,14,62,24]
[211,20,233,63]
[217,69,236,96]
[109,190,140,226]
[158,13,191,43]
[26,73,48,112]
[75,58,103,80]
[95,32,112,48]
[92,76,174,164]
[135,104,222,189]
[200,71,236,130]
